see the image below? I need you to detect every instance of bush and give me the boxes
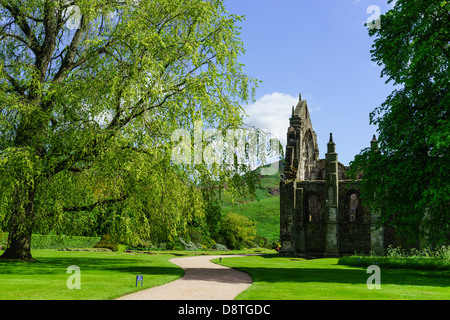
[213,243,228,251]
[94,235,119,252]
[218,213,256,250]
[338,245,450,270]
[186,226,203,245]
[0,231,7,249]
[254,235,271,249]
[179,237,201,251]
[201,235,216,249]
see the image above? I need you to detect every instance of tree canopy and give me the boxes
[350,0,449,245]
[0,0,259,259]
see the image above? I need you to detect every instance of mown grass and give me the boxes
[213,254,450,300]
[0,248,274,300]
[0,249,184,300]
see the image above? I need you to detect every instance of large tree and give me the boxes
[351,0,449,245]
[0,0,258,260]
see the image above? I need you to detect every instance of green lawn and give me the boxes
[0,249,184,300]
[0,248,272,300]
[3,249,448,300]
[213,254,450,300]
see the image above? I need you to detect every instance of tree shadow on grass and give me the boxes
[0,254,183,278]
[1,252,448,290]
[238,267,450,288]
[219,255,450,289]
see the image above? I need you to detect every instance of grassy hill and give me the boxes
[222,196,280,242]
[220,161,283,243]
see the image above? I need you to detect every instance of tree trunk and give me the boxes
[0,187,36,261]
[1,231,34,260]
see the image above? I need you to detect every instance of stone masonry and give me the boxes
[279,94,386,257]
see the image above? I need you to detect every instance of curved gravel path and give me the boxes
[116,255,253,300]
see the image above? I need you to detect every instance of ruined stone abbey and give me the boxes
[279,94,387,257]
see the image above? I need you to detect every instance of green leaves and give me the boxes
[0,0,258,254]
[355,0,450,245]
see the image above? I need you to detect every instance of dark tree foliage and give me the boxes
[0,0,258,260]
[350,0,449,245]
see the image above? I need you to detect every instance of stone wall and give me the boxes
[279,94,392,258]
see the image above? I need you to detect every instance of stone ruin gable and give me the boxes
[280,94,384,258]
[283,94,319,182]
[282,95,348,182]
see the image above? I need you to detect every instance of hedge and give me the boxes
[0,233,100,250]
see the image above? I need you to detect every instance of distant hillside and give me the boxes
[220,160,283,242]
[221,196,280,242]
[252,159,284,197]
[220,160,284,204]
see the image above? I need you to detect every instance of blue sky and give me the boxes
[224,0,397,166]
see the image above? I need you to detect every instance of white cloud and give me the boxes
[390,0,398,9]
[239,92,326,168]
[243,92,324,150]
[243,92,297,149]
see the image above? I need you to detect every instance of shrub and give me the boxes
[218,213,256,249]
[186,226,203,245]
[179,237,201,251]
[94,235,119,252]
[0,231,7,249]
[254,235,271,249]
[437,245,450,261]
[201,235,216,249]
[213,243,228,251]
[338,245,450,270]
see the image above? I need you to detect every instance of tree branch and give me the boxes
[3,3,41,55]
[63,194,127,212]
[53,14,89,83]
[121,145,151,155]
[67,165,91,173]
[0,30,29,47]
[1,69,26,95]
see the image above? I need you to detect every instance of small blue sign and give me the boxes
[136,275,143,287]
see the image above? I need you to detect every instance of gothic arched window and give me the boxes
[349,193,359,222]
[307,193,321,222]
[303,130,315,180]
